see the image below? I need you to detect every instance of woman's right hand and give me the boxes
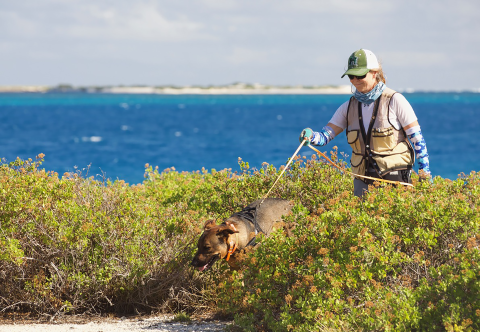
[299,128,313,145]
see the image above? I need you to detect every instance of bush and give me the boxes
[0,151,478,331]
[0,155,214,316]
[215,168,480,331]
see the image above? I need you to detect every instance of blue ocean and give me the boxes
[1,92,479,184]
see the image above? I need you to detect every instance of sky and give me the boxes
[0,0,478,91]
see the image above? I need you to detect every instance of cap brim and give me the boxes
[341,67,370,78]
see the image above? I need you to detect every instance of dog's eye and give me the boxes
[203,246,210,251]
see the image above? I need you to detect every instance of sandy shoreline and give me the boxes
[0,84,352,94]
[1,85,478,94]
[0,315,232,332]
[101,85,352,95]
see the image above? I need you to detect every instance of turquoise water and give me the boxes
[0,92,478,184]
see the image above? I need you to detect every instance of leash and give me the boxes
[221,141,305,261]
[261,139,412,202]
[233,140,305,249]
[260,140,306,204]
[236,139,412,256]
[307,143,413,187]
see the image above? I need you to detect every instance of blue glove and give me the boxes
[300,126,336,147]
[299,128,313,146]
[406,125,432,184]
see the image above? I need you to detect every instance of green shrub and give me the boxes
[0,151,478,331]
[0,156,214,316]
[215,168,480,331]
[171,312,192,323]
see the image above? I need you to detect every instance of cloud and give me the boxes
[71,3,209,42]
[0,0,479,89]
[0,1,211,43]
[380,51,448,68]
[227,47,271,65]
[277,0,395,14]
[198,0,240,11]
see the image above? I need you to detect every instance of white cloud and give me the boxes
[276,0,395,14]
[380,51,448,68]
[0,0,479,89]
[0,9,38,37]
[70,3,209,42]
[198,0,240,11]
[0,1,211,42]
[227,47,271,65]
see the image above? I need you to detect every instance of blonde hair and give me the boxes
[371,64,386,84]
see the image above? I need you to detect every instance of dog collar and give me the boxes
[226,240,237,261]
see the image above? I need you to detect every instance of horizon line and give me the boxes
[0,83,479,94]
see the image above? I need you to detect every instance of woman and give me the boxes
[300,49,431,197]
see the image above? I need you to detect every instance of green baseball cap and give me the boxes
[341,49,379,78]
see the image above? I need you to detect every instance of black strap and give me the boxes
[345,97,354,137]
[233,206,263,247]
[245,236,257,247]
[358,97,381,174]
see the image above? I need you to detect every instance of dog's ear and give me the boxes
[203,219,216,231]
[216,222,239,237]
[225,221,239,232]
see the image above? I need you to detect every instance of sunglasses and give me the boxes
[348,74,367,80]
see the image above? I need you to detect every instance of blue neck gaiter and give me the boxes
[354,82,386,105]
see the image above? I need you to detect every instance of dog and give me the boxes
[191,198,294,271]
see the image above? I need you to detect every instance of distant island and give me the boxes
[0,83,352,94]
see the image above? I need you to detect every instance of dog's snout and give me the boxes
[191,256,199,266]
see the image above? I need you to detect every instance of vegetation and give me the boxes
[0,151,478,331]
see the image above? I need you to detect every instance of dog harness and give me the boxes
[234,206,263,248]
[223,206,263,262]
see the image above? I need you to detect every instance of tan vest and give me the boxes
[346,87,414,177]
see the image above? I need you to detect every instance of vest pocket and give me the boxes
[350,152,366,176]
[371,127,395,152]
[347,130,361,154]
[372,141,413,173]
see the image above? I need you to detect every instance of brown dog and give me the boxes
[191,198,293,271]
